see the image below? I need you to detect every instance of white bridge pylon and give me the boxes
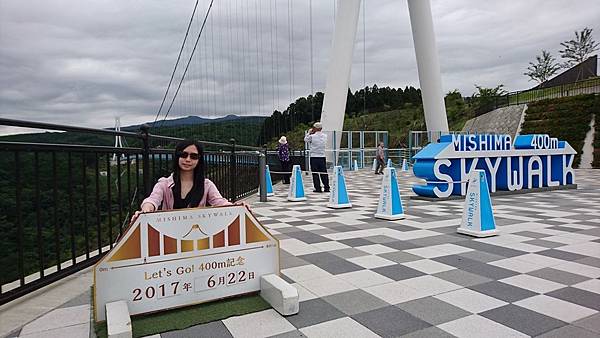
[320,0,448,165]
[112,117,125,163]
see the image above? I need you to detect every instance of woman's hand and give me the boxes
[141,203,155,213]
[130,211,142,225]
[130,203,156,225]
[234,201,251,211]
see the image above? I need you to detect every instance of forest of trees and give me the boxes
[258,85,423,144]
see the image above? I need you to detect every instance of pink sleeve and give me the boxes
[142,179,166,210]
[205,179,232,207]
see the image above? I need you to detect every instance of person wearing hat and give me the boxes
[277,136,291,184]
[304,122,330,193]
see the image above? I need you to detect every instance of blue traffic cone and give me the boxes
[287,165,307,201]
[258,165,274,197]
[375,167,404,220]
[402,159,409,172]
[457,169,498,237]
[328,166,352,208]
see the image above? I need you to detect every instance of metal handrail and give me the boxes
[0,117,141,138]
[0,118,264,305]
[0,117,263,150]
[482,77,600,112]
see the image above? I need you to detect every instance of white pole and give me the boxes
[320,0,362,165]
[113,117,124,162]
[406,0,448,133]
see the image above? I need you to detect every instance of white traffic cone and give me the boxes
[402,159,409,172]
[287,165,307,201]
[328,166,352,209]
[372,158,377,171]
[375,167,405,220]
[457,169,498,237]
[353,159,359,171]
[387,158,392,168]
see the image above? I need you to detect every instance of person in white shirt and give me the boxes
[304,122,330,193]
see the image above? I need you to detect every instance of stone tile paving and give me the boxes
[6,169,600,337]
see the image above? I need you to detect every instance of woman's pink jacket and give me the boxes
[141,174,231,210]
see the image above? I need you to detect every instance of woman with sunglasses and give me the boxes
[130,139,232,223]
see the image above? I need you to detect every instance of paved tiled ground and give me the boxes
[7,169,600,337]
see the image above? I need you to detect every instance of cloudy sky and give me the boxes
[1,0,599,135]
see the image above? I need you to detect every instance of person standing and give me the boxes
[375,141,385,175]
[277,136,291,184]
[304,122,330,192]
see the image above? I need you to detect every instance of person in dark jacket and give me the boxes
[277,136,291,184]
[375,142,385,175]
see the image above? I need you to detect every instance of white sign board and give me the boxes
[93,205,279,322]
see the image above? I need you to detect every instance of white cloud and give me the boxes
[0,0,599,134]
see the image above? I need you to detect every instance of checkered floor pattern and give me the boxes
[162,169,600,338]
[11,169,600,338]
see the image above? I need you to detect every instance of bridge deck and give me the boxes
[3,169,600,337]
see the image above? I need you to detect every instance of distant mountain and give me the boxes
[0,114,267,146]
[122,115,266,131]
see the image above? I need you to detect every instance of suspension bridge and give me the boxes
[147,0,448,152]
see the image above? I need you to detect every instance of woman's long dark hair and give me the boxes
[172,140,205,208]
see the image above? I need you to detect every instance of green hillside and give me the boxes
[520,94,599,168]
[149,120,264,147]
[268,98,470,150]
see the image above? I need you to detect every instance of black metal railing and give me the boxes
[0,118,262,305]
[478,77,600,115]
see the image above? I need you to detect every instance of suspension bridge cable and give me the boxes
[226,0,234,116]
[257,0,264,119]
[244,0,252,142]
[274,0,280,110]
[287,0,293,131]
[363,0,367,115]
[202,2,210,139]
[197,1,205,138]
[194,5,201,124]
[201,6,208,120]
[153,0,200,128]
[218,1,224,116]
[160,0,215,127]
[254,0,261,119]
[290,0,295,129]
[234,0,241,115]
[333,0,336,24]
[268,0,275,144]
[241,0,248,116]
[309,0,315,122]
[240,0,249,114]
[253,0,261,143]
[210,5,216,116]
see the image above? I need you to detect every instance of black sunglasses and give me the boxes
[178,151,200,160]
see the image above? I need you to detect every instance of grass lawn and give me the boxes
[94,293,270,338]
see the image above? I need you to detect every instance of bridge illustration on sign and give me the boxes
[182,224,208,238]
[103,206,275,266]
